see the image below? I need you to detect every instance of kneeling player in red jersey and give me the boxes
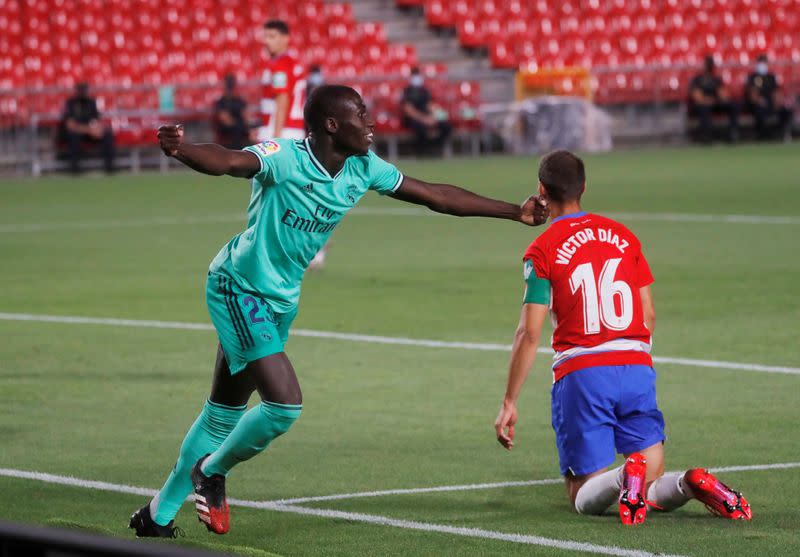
[494,151,752,525]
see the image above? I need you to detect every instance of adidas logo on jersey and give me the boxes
[301,183,314,192]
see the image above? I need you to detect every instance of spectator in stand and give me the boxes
[212,74,250,150]
[688,56,739,143]
[306,65,325,98]
[401,67,452,156]
[745,54,793,140]
[59,82,115,174]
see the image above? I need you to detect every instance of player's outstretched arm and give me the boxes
[157,125,260,178]
[392,177,549,226]
[495,303,548,450]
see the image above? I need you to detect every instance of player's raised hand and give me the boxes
[520,195,549,226]
[494,401,518,450]
[157,124,184,157]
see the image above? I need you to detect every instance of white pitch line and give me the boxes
[0,214,246,233]
[605,212,800,226]
[0,467,683,557]
[0,468,158,498]
[1,312,799,376]
[271,478,564,505]
[1,208,798,233]
[268,461,800,505]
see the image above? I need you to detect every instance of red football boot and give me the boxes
[191,455,231,534]
[619,453,648,525]
[684,468,752,520]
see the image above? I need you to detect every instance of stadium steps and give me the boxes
[343,0,515,103]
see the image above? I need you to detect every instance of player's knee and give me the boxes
[260,400,302,437]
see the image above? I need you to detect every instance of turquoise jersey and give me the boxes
[209,138,404,312]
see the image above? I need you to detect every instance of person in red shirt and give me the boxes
[257,19,307,141]
[259,19,332,268]
[494,150,752,525]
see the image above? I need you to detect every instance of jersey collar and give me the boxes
[302,137,346,180]
[552,211,587,223]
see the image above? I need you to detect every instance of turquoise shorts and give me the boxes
[206,271,297,374]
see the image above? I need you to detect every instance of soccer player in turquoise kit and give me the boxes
[494,150,752,525]
[129,85,549,538]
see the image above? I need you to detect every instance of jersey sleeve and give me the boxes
[367,151,404,195]
[522,243,551,305]
[242,139,287,186]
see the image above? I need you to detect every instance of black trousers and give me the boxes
[66,128,115,173]
[747,102,793,139]
[690,102,739,142]
[404,118,452,155]
[216,124,250,150]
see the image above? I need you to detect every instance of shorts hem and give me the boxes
[560,456,617,477]
[616,435,666,456]
[228,344,287,375]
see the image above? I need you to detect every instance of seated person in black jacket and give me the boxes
[745,54,793,139]
[212,74,250,150]
[688,56,739,142]
[59,82,115,173]
[401,67,452,156]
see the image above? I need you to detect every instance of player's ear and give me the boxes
[580,181,586,197]
[537,182,547,199]
[324,117,338,134]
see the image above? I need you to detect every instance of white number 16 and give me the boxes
[569,258,633,334]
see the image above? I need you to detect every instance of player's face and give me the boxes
[333,96,375,156]
[263,29,288,56]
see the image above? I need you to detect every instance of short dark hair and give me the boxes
[304,84,361,134]
[538,150,586,202]
[264,19,289,34]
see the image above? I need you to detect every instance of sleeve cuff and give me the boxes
[242,147,265,174]
[390,173,404,193]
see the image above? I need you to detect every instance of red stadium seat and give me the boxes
[426,0,454,27]
[489,39,518,69]
[6,0,791,116]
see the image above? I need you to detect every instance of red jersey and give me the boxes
[523,212,654,382]
[260,53,307,132]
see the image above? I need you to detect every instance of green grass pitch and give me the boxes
[1,142,799,556]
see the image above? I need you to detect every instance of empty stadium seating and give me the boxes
[0,0,480,135]
[404,0,799,104]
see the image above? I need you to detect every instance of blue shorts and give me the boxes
[551,364,665,477]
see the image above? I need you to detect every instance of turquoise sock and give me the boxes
[201,401,302,477]
[150,399,245,526]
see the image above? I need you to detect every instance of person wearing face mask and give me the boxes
[688,56,739,143]
[745,54,793,140]
[58,82,116,174]
[401,67,452,156]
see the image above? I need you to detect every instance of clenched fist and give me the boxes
[157,124,184,157]
[520,195,550,226]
